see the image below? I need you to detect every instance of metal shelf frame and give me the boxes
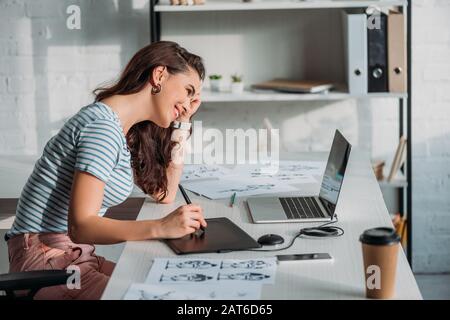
[149,0,413,266]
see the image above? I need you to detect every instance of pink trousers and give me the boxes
[7,233,115,300]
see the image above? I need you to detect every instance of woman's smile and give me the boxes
[173,104,186,120]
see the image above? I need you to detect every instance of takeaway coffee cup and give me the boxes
[359,227,401,299]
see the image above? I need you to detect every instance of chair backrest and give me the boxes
[0,270,70,300]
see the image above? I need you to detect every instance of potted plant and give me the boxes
[209,74,223,92]
[231,74,244,94]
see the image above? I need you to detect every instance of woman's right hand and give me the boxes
[157,204,207,239]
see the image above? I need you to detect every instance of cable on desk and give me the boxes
[247,216,344,252]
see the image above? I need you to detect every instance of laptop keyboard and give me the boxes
[279,197,326,219]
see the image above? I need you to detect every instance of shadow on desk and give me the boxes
[0,198,18,216]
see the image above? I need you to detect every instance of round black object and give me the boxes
[359,227,400,246]
[257,234,284,246]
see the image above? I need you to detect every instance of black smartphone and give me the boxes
[277,253,333,262]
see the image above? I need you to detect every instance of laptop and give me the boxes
[247,130,351,223]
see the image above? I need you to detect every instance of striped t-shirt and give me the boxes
[7,102,134,238]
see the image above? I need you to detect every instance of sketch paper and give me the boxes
[276,160,326,177]
[215,258,277,284]
[145,258,277,285]
[232,161,326,180]
[230,164,316,184]
[180,161,325,199]
[123,283,261,300]
[183,177,298,200]
[181,164,232,182]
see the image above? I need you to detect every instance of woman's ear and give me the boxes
[151,65,167,86]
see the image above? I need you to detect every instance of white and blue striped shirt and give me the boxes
[7,102,134,238]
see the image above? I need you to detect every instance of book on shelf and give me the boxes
[392,212,407,248]
[387,136,406,182]
[371,159,385,181]
[251,79,334,94]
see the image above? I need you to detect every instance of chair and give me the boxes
[0,197,143,299]
[0,270,70,300]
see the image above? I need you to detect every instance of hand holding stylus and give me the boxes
[159,204,206,239]
[179,184,206,236]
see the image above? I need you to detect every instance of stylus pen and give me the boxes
[178,184,205,233]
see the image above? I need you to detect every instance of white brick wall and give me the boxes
[412,0,450,273]
[0,77,6,93]
[0,0,448,273]
[0,0,149,154]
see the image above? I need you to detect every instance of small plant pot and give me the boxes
[231,82,244,94]
[210,79,223,92]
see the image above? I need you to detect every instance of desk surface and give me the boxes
[102,150,419,299]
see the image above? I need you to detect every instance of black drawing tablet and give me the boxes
[164,217,261,254]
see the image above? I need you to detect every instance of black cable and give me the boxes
[247,216,344,252]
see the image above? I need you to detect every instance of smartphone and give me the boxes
[276,253,333,262]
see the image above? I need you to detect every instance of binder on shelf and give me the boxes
[388,10,407,93]
[342,10,368,95]
[387,136,407,182]
[367,12,388,92]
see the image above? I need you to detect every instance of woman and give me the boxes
[6,41,207,299]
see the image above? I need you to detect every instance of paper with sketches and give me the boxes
[181,164,232,182]
[123,283,261,300]
[183,177,298,200]
[180,161,325,199]
[277,160,326,177]
[145,258,277,285]
[230,163,317,185]
[232,161,326,180]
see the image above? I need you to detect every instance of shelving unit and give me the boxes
[201,89,407,102]
[149,0,412,265]
[378,173,408,189]
[154,0,407,12]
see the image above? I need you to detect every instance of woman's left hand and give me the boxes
[177,96,201,123]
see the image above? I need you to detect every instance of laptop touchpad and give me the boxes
[247,198,286,222]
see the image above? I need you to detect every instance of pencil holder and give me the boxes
[231,74,244,94]
[209,74,223,92]
[231,82,244,94]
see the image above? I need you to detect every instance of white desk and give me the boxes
[103,149,421,299]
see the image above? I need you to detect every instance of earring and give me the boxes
[151,83,161,95]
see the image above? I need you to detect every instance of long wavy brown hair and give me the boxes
[93,41,205,201]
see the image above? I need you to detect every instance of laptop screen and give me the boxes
[318,130,352,217]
